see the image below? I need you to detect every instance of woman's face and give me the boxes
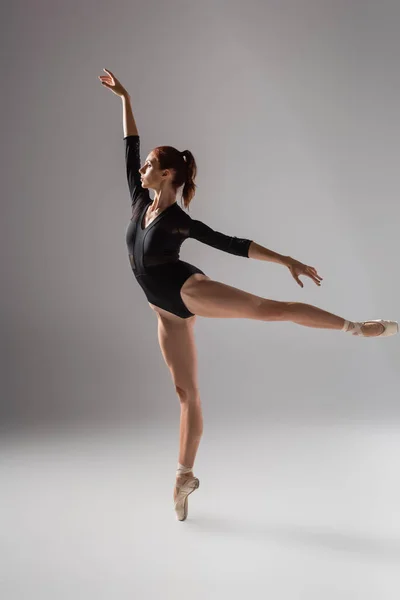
[139,152,172,190]
[139,153,159,188]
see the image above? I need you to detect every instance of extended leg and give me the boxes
[180,275,386,335]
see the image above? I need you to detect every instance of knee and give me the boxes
[175,384,200,403]
[259,299,292,321]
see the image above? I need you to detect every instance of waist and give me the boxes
[129,254,179,276]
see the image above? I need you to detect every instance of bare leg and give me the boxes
[282,302,345,329]
[180,276,385,336]
[154,310,203,498]
[175,388,203,488]
[283,302,383,335]
[272,302,384,335]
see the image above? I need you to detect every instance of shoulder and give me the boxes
[174,203,192,220]
[172,203,192,234]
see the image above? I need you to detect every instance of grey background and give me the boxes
[2,2,400,599]
[2,0,399,429]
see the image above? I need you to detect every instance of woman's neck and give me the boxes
[152,188,177,211]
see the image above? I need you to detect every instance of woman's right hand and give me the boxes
[98,69,129,98]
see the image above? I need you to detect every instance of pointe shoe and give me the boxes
[174,476,200,521]
[350,320,399,337]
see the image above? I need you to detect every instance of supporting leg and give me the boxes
[175,387,203,486]
[155,313,203,503]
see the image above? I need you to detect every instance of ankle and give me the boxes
[176,462,193,478]
[342,319,354,332]
[176,471,194,480]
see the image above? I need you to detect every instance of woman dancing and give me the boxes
[99,69,398,521]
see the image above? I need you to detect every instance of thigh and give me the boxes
[156,313,199,393]
[180,275,284,319]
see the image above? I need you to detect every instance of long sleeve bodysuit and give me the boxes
[124,135,253,318]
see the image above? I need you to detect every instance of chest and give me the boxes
[142,208,159,229]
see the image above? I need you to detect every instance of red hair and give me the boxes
[153,145,197,210]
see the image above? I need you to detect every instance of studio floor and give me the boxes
[2,420,400,599]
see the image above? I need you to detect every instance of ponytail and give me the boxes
[181,150,197,210]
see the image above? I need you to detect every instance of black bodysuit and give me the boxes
[124,135,253,318]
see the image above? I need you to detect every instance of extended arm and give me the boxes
[188,219,252,257]
[249,242,323,287]
[248,241,289,265]
[188,218,289,264]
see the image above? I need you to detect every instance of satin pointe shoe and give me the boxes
[174,476,200,521]
[349,320,399,337]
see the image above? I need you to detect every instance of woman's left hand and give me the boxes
[284,257,323,288]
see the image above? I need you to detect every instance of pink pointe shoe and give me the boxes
[174,476,200,521]
[347,319,399,337]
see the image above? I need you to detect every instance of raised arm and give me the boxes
[98,69,149,208]
[121,93,138,137]
[124,134,150,208]
[99,68,138,135]
[120,92,150,207]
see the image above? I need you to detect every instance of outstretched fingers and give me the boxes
[306,266,323,286]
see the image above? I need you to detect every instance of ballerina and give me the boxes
[99,68,398,521]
